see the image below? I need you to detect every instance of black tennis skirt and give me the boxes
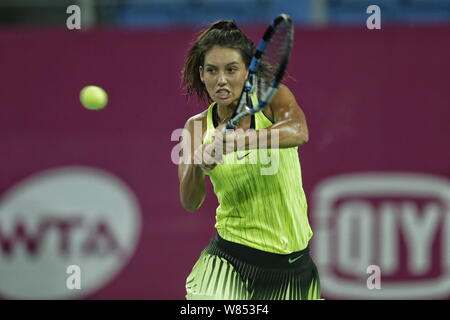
[186,234,321,300]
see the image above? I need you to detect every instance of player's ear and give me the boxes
[199,66,204,84]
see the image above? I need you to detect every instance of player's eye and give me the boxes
[206,67,216,74]
[228,67,238,73]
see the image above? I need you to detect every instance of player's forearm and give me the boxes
[179,163,206,212]
[265,120,308,148]
[234,121,307,151]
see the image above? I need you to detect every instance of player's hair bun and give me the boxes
[210,20,238,31]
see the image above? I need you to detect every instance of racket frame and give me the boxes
[225,14,294,130]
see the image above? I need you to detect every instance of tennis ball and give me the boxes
[80,85,108,110]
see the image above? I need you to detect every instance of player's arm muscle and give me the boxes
[266,84,309,147]
[240,84,308,150]
[178,115,206,212]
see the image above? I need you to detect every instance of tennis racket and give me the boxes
[225,14,294,130]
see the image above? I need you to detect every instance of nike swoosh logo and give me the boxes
[288,254,304,264]
[237,152,251,160]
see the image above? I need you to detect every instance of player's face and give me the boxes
[200,46,248,109]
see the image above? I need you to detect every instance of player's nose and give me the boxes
[217,72,227,86]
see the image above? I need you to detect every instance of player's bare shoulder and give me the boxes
[184,109,209,136]
[186,109,208,124]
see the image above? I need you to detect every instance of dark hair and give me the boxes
[181,20,255,103]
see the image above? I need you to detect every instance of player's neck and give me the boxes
[216,103,236,123]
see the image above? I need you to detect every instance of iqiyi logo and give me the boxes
[0,167,141,299]
[312,173,450,299]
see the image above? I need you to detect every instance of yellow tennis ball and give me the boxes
[80,85,108,110]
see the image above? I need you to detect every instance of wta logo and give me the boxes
[311,173,450,299]
[0,167,141,299]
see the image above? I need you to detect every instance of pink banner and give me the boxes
[0,25,449,299]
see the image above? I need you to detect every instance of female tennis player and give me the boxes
[179,20,320,300]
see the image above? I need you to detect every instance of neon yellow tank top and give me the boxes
[203,103,313,254]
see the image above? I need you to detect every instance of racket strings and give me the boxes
[228,16,293,129]
[256,23,291,101]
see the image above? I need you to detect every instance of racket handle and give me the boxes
[225,122,235,130]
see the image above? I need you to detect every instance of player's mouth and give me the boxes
[215,89,231,100]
